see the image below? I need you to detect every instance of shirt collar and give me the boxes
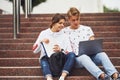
[48,28,63,36]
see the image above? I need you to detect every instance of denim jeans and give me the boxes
[75,52,118,79]
[40,52,75,77]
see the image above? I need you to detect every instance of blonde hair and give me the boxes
[67,7,80,18]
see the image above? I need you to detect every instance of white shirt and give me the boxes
[63,25,94,55]
[33,28,72,58]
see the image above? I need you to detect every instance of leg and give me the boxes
[59,52,75,80]
[75,54,104,79]
[91,52,119,79]
[40,56,53,80]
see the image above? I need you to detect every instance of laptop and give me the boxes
[78,39,103,56]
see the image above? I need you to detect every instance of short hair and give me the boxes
[67,7,80,18]
[50,13,66,28]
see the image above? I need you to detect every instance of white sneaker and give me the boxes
[59,76,65,80]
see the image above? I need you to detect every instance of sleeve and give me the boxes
[32,31,45,54]
[87,27,94,39]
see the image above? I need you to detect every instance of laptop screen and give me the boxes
[78,39,103,56]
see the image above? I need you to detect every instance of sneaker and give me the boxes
[59,76,65,80]
[117,74,120,80]
[98,74,111,80]
[112,74,120,80]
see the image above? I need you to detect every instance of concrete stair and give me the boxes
[0,13,120,80]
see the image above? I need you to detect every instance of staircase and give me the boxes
[0,13,120,80]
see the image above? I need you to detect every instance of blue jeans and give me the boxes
[40,52,75,77]
[75,52,118,79]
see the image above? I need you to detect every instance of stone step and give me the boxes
[0,16,120,23]
[0,26,120,33]
[0,13,120,18]
[0,42,119,50]
[0,76,95,80]
[0,38,36,43]
[0,66,119,76]
[0,49,120,58]
[0,57,120,67]
[0,32,120,39]
[80,13,120,16]
[0,21,120,27]
[0,37,120,43]
[0,13,120,80]
[16,31,120,38]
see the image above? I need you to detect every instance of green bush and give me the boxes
[104,5,120,13]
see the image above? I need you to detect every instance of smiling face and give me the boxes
[52,19,65,32]
[50,13,66,32]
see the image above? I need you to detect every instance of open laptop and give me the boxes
[78,39,103,56]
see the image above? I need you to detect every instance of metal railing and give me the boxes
[13,0,32,39]
[13,0,20,39]
[25,0,32,18]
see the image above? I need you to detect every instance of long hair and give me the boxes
[50,13,66,28]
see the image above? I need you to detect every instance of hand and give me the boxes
[53,44,61,52]
[41,38,49,44]
[89,36,95,40]
[32,44,38,51]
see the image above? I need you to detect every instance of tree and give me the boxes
[9,0,46,13]
[104,5,120,13]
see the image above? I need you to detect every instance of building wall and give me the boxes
[0,0,24,14]
[32,0,103,14]
[0,0,103,14]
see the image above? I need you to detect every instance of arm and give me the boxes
[88,27,95,40]
[32,33,42,54]
[32,31,49,54]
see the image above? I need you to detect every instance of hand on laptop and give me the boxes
[89,36,95,40]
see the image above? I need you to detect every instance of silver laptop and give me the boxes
[78,39,103,56]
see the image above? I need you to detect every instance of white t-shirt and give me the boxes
[63,25,94,56]
[33,28,72,58]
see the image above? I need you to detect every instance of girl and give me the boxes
[32,13,75,80]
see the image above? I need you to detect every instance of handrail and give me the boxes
[16,0,20,34]
[13,0,17,39]
[25,0,28,18]
[13,0,32,39]
[25,0,32,18]
[13,0,20,39]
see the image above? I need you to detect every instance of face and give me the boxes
[52,19,65,32]
[68,15,80,29]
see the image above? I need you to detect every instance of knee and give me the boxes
[98,52,108,57]
[41,60,49,67]
[77,55,91,63]
[78,54,90,60]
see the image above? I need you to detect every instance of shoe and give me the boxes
[112,74,120,80]
[98,74,111,80]
[59,76,65,80]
